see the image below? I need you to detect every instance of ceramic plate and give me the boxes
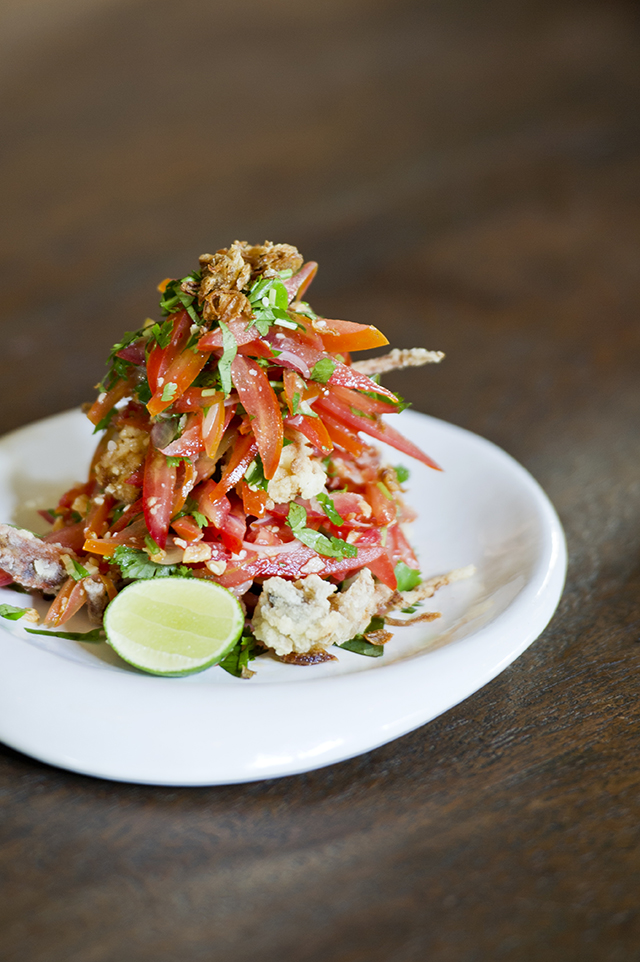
[0,409,566,785]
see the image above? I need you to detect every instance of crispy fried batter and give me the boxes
[83,578,110,625]
[0,523,69,591]
[377,565,476,625]
[280,647,338,665]
[94,425,149,503]
[351,348,445,376]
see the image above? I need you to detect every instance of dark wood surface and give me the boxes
[1,1,639,959]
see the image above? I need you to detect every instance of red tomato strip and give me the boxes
[143,446,177,548]
[315,395,441,470]
[316,318,388,354]
[230,355,283,479]
[205,434,258,504]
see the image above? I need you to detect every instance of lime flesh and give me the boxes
[104,577,244,676]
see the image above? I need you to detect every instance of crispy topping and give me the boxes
[351,348,445,376]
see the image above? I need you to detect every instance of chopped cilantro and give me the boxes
[336,615,386,658]
[192,509,208,529]
[286,503,356,560]
[147,319,173,349]
[93,405,117,435]
[376,481,393,501]
[219,632,259,677]
[144,534,161,556]
[217,320,237,396]
[112,546,194,580]
[394,561,422,592]
[165,455,187,468]
[0,603,30,621]
[65,558,89,582]
[247,271,297,336]
[161,382,177,403]
[26,627,105,642]
[315,492,344,526]
[244,455,268,492]
[310,357,336,384]
[394,465,410,484]
[134,376,152,404]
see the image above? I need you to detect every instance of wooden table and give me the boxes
[1,1,639,958]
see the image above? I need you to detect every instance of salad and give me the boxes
[0,241,471,676]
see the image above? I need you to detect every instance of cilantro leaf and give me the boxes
[112,546,193,580]
[310,357,336,384]
[315,492,344,526]
[192,509,208,529]
[0,603,30,621]
[394,561,422,592]
[244,455,268,492]
[65,558,89,582]
[285,503,356,560]
[218,632,259,677]
[335,615,386,658]
[26,628,106,642]
[217,320,237,396]
[161,382,177,403]
[394,465,410,484]
[336,638,384,657]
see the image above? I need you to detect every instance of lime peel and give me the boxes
[104,577,244,676]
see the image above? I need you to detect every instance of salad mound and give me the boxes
[0,240,466,676]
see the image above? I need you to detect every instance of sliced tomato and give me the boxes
[83,494,115,539]
[366,551,398,590]
[215,542,385,588]
[201,433,258,506]
[282,369,305,415]
[239,481,268,518]
[198,489,232,528]
[143,446,177,548]
[197,316,260,351]
[173,387,225,413]
[327,362,398,401]
[84,516,148,556]
[199,394,226,458]
[0,569,14,587]
[44,577,87,626]
[328,383,398,416]
[315,395,441,470]
[171,459,198,516]
[364,481,397,525]
[171,515,204,543]
[389,523,420,569]
[230,355,283,479]
[284,413,333,453]
[315,318,388,354]
[161,412,204,458]
[146,310,191,394]
[86,379,131,428]
[319,410,364,456]
[147,350,210,418]
[43,522,87,553]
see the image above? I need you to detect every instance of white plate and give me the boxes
[0,409,566,785]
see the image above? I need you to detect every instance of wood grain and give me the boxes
[0,1,639,959]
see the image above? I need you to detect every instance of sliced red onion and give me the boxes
[274,350,311,378]
[150,418,179,450]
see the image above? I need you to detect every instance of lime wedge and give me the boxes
[104,577,244,676]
